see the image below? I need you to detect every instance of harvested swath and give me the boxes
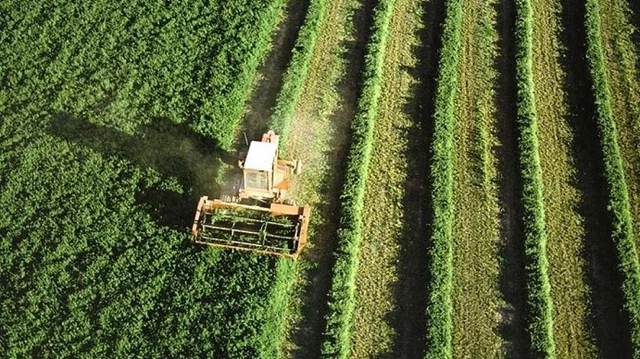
[319,0,397,357]
[583,0,640,357]
[250,0,331,355]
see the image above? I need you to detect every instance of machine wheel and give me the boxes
[294,159,303,175]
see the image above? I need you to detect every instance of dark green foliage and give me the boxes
[270,0,327,146]
[0,0,292,357]
[0,133,282,358]
[0,0,285,150]
[514,0,556,357]
[319,0,396,357]
[584,0,640,357]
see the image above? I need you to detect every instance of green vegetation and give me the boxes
[270,0,327,146]
[1,0,286,150]
[319,0,397,357]
[514,0,556,357]
[0,0,293,356]
[423,0,463,357]
[584,0,640,356]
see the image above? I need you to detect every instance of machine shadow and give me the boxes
[288,0,376,357]
[49,113,229,230]
[559,0,632,356]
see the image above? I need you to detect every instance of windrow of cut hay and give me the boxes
[584,0,640,356]
[270,0,327,146]
[319,0,397,357]
[422,0,463,357]
[514,0,556,357]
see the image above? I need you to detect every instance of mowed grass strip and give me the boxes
[251,0,329,356]
[424,0,463,357]
[450,0,503,356]
[530,0,597,356]
[584,0,640,356]
[349,0,425,356]
[319,0,397,357]
[514,0,556,356]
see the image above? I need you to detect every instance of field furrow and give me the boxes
[450,0,504,355]
[349,0,433,356]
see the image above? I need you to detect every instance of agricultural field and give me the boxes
[1,0,640,358]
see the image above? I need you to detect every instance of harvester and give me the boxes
[191,131,311,258]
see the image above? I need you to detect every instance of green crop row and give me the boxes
[270,0,327,146]
[514,0,556,357]
[422,0,463,358]
[583,0,640,357]
[319,0,397,357]
[255,258,297,358]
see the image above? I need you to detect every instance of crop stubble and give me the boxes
[598,0,640,256]
[279,0,373,356]
[530,0,598,356]
[450,0,504,356]
[349,0,430,357]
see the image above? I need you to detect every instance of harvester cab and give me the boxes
[237,131,302,202]
[191,131,311,258]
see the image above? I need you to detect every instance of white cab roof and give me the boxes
[244,141,277,172]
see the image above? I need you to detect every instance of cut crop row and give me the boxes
[514,0,556,357]
[247,0,330,356]
[270,0,327,146]
[422,0,463,357]
[583,0,640,356]
[319,0,397,357]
